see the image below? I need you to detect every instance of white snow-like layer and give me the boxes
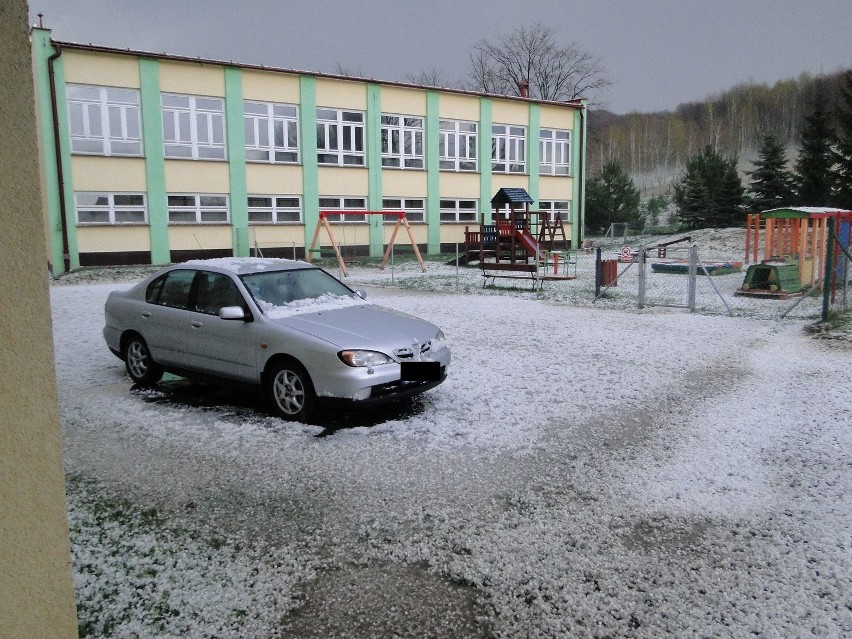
[259,292,368,319]
[50,276,851,638]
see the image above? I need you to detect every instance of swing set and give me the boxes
[306,210,426,277]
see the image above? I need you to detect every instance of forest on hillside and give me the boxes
[587,69,851,195]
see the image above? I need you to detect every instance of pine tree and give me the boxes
[746,134,794,212]
[794,89,836,206]
[833,71,852,209]
[673,146,744,229]
[584,161,642,234]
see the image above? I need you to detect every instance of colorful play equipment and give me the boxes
[306,210,425,277]
[740,207,852,297]
[463,188,575,288]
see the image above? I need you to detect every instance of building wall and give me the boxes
[0,2,79,637]
[32,36,583,272]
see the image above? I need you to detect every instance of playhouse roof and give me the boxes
[761,207,852,219]
[491,188,534,208]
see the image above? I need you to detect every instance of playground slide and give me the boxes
[515,229,542,257]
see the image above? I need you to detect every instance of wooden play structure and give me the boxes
[463,188,576,288]
[740,207,852,297]
[306,210,425,277]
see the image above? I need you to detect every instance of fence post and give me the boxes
[822,218,836,322]
[687,244,698,312]
[595,247,602,298]
[637,245,646,309]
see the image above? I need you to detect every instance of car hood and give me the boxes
[273,305,439,349]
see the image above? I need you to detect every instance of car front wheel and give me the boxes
[267,360,317,423]
[123,334,163,386]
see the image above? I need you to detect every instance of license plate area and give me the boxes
[400,361,441,381]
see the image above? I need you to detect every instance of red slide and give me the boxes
[515,229,541,257]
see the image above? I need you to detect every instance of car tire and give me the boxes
[123,334,163,386]
[266,359,317,423]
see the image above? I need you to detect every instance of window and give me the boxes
[382,198,425,223]
[538,200,572,223]
[194,271,246,315]
[439,199,478,223]
[247,196,302,224]
[162,93,226,160]
[147,269,195,309]
[492,125,526,174]
[244,101,299,163]
[67,84,142,156]
[539,129,571,175]
[75,192,147,225]
[381,115,424,169]
[316,108,364,166]
[318,196,368,223]
[167,194,229,224]
[439,120,477,171]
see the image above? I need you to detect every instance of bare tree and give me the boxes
[404,66,452,89]
[467,23,612,103]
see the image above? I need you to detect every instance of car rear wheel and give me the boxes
[123,335,163,386]
[267,360,317,423]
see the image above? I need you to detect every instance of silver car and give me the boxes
[103,258,450,422]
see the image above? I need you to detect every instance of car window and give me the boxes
[242,268,355,309]
[194,271,245,315]
[152,269,196,309]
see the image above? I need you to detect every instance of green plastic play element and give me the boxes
[740,257,802,293]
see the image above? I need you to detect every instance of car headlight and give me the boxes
[338,350,392,367]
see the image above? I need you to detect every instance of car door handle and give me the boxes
[190,321,204,329]
[141,311,151,318]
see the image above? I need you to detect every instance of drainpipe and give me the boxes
[47,42,70,272]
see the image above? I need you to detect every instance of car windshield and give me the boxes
[241,268,357,313]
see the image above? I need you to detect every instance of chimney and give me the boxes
[519,79,529,98]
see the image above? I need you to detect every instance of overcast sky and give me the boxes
[28,0,852,114]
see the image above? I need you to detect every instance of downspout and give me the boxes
[47,42,70,272]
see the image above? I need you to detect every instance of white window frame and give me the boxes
[538,200,572,223]
[316,108,365,166]
[244,101,300,164]
[74,192,147,225]
[162,93,226,160]
[247,195,303,224]
[318,196,368,224]
[492,124,526,174]
[439,199,478,223]
[439,120,478,172]
[67,84,142,156]
[539,129,571,176]
[167,194,230,224]
[381,114,424,169]
[382,198,425,224]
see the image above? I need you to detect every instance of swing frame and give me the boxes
[306,210,426,277]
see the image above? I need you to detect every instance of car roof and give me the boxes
[181,258,314,276]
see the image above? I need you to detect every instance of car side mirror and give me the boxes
[355,290,367,300]
[219,306,246,320]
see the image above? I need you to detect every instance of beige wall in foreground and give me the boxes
[0,2,79,638]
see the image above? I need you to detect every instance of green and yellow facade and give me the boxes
[31,29,586,274]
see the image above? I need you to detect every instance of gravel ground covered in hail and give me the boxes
[52,245,851,638]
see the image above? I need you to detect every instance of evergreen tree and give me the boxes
[584,161,641,234]
[746,134,794,212]
[673,146,744,229]
[833,71,852,209]
[794,89,836,206]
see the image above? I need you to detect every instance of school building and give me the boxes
[30,28,586,274]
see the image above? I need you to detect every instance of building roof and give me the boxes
[43,32,585,110]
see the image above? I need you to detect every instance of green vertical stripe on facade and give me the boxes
[366,84,383,256]
[299,76,319,252]
[479,98,492,223]
[139,58,169,264]
[425,92,441,253]
[30,29,66,272]
[224,67,248,257]
[51,54,78,270]
[527,104,541,207]
[573,105,586,248]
